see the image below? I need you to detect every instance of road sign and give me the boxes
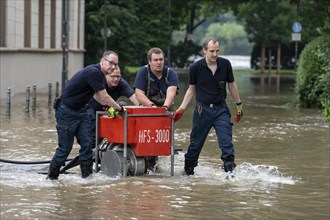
[292,22,302,33]
[292,33,301,41]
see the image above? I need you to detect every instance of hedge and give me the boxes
[295,35,330,122]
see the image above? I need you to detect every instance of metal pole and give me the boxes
[32,85,36,110]
[170,112,174,176]
[55,81,60,98]
[25,85,30,113]
[294,41,298,70]
[61,0,69,92]
[6,88,11,116]
[123,111,128,177]
[104,15,107,51]
[95,112,101,173]
[48,82,52,106]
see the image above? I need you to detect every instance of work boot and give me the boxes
[184,156,198,176]
[223,157,236,172]
[80,159,93,178]
[146,156,158,172]
[47,160,61,180]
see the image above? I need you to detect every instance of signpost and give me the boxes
[292,22,302,70]
[292,22,302,33]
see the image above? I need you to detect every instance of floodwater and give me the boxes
[0,71,329,220]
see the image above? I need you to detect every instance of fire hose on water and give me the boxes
[0,157,77,174]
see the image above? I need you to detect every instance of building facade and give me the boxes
[0,0,85,99]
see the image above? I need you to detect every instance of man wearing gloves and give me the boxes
[87,66,140,150]
[48,51,125,180]
[173,38,243,175]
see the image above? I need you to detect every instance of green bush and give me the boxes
[123,66,139,76]
[295,35,330,122]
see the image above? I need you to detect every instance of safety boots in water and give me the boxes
[146,156,158,172]
[223,157,236,172]
[47,160,61,180]
[80,160,93,178]
[184,156,198,176]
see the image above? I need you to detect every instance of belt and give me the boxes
[196,101,225,108]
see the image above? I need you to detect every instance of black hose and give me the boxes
[0,158,72,165]
[60,155,80,173]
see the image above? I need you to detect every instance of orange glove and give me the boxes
[173,108,185,123]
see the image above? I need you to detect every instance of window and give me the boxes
[24,0,31,48]
[0,0,6,47]
[38,0,45,48]
[50,0,56,48]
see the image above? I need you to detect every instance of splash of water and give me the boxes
[0,152,297,189]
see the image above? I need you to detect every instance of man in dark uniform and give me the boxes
[87,67,140,149]
[173,38,243,175]
[48,51,125,180]
[133,47,179,110]
[133,47,179,171]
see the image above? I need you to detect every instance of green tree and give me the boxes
[234,0,296,71]
[85,0,173,70]
[85,0,246,69]
[292,0,330,121]
[170,0,236,67]
[295,35,330,109]
[236,0,295,44]
[292,0,330,43]
[204,22,252,55]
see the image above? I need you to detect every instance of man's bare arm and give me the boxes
[178,84,196,110]
[228,82,241,104]
[135,88,154,106]
[94,89,122,110]
[163,86,177,108]
[128,94,140,106]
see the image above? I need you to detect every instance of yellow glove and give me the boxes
[107,107,119,118]
[107,106,126,118]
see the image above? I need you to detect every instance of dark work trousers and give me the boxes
[86,106,105,149]
[185,103,234,163]
[53,100,93,166]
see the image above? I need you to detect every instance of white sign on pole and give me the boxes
[292,33,301,41]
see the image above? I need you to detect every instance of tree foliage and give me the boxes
[84,0,329,72]
[295,35,330,110]
[85,0,172,69]
[293,0,330,121]
[204,22,252,55]
[235,0,295,44]
[85,0,236,69]
[295,0,330,43]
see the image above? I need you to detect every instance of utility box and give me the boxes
[98,106,171,156]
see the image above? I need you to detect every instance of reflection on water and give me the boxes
[0,71,329,219]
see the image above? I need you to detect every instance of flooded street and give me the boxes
[1,71,329,219]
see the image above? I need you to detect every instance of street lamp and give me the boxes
[101,15,112,51]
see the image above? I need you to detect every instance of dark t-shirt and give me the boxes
[189,57,234,104]
[133,65,179,96]
[88,78,134,111]
[60,64,105,110]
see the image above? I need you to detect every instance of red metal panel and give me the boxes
[98,106,171,156]
[99,116,134,143]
